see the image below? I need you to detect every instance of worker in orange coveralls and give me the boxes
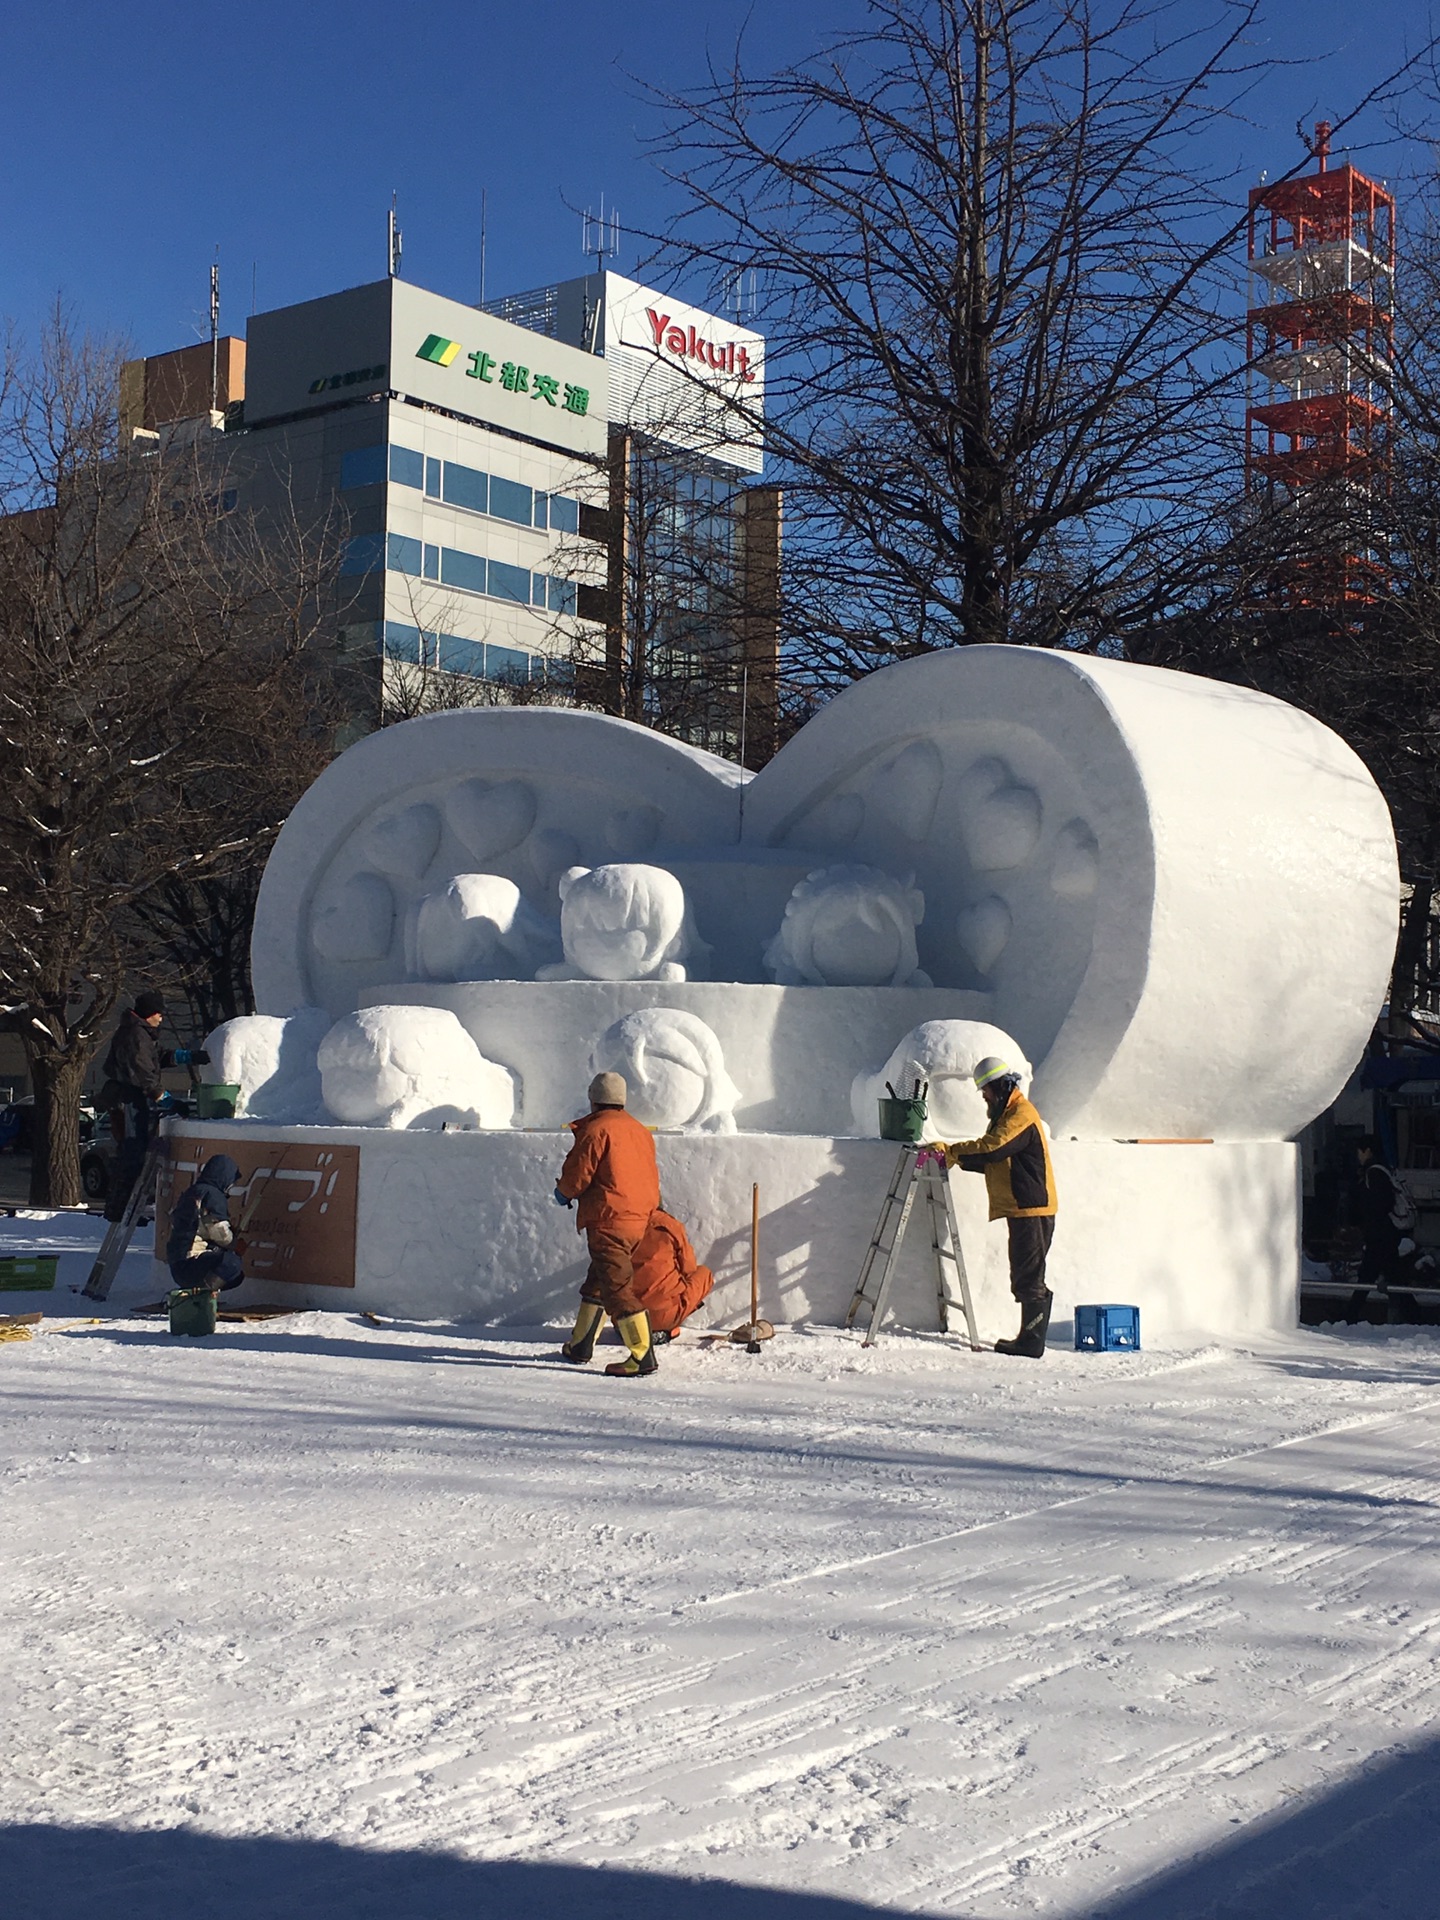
[629,1209,714,1343]
[554,1071,663,1377]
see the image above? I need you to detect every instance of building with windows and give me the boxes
[121,264,777,746]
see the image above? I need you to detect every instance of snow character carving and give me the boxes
[201,1008,330,1123]
[765,865,931,988]
[537,863,705,983]
[408,873,560,982]
[590,1007,741,1134]
[317,1005,518,1130]
[850,1019,1032,1143]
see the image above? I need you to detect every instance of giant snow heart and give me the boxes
[251,646,1397,1142]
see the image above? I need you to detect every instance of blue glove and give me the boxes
[553,1185,574,1208]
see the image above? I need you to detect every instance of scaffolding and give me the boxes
[1245,122,1395,611]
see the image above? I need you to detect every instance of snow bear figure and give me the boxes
[537,863,702,983]
[317,1005,517,1130]
[850,1019,1032,1143]
[590,1008,741,1134]
[409,873,559,982]
[765,865,931,988]
[200,1007,330,1123]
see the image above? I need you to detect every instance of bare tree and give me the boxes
[647,0,1433,690]
[0,310,339,1204]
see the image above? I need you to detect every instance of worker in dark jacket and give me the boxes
[166,1154,244,1293]
[99,992,207,1221]
[100,991,169,1222]
[554,1071,662,1377]
[1355,1136,1404,1292]
[931,1056,1059,1359]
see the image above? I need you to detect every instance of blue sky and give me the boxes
[1,0,1433,358]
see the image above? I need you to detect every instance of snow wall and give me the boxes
[230,645,1397,1336]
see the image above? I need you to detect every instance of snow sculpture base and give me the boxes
[162,1121,1298,1343]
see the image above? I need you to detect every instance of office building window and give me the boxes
[389,446,424,490]
[547,576,577,615]
[486,643,532,681]
[440,547,488,595]
[340,532,385,574]
[425,456,442,498]
[487,558,530,605]
[387,532,423,577]
[423,544,440,580]
[548,494,580,535]
[341,445,386,490]
[488,475,532,528]
[382,621,422,663]
[442,461,488,514]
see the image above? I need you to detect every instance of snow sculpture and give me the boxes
[318,1005,517,1130]
[850,1020,1032,1144]
[445,778,537,862]
[538,863,701,983]
[311,872,395,963]
[361,802,440,879]
[765,865,930,989]
[590,1008,741,1135]
[200,1007,330,1123]
[409,874,559,982]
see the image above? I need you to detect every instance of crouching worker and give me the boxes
[166,1154,244,1295]
[932,1057,1057,1359]
[555,1072,662,1377]
[630,1209,714,1345]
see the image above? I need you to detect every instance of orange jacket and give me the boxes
[630,1209,715,1333]
[558,1108,661,1234]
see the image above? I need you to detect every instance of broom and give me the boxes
[729,1182,775,1351]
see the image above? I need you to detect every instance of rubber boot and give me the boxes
[995,1289,1053,1359]
[561,1301,605,1364]
[604,1310,658,1377]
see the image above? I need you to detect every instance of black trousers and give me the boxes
[1007,1215,1055,1301]
[105,1096,153,1222]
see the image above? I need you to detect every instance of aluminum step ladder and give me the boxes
[81,1136,166,1302]
[847,1146,983,1349]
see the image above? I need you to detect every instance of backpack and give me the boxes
[1381,1165,1418,1234]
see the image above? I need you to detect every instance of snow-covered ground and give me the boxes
[3,1212,1440,1919]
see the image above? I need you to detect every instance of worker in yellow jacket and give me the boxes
[931,1056,1058,1359]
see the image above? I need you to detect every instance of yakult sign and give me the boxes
[603,272,765,474]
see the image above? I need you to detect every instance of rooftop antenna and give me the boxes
[388,193,403,279]
[581,195,620,279]
[731,268,757,321]
[479,186,487,307]
[209,251,220,414]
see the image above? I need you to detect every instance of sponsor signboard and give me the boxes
[602,272,765,473]
[157,1137,360,1290]
[244,280,608,457]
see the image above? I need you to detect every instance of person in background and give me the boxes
[1355,1136,1404,1294]
[554,1071,662,1377]
[97,992,209,1221]
[927,1056,1059,1359]
[166,1153,244,1294]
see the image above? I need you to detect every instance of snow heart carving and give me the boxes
[253,647,1396,1141]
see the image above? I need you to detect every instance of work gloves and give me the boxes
[553,1185,574,1209]
[170,1048,211,1067]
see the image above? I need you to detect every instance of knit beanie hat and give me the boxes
[133,990,166,1019]
[588,1071,627,1108]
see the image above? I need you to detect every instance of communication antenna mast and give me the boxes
[581,196,621,278]
[730,268,758,321]
[387,193,403,279]
[209,252,220,414]
[479,186,487,306]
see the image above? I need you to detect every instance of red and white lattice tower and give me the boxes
[1245,121,1395,611]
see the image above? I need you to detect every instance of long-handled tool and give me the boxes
[729,1182,774,1350]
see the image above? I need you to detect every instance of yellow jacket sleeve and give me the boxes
[942,1098,1031,1168]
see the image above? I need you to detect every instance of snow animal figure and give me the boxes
[850,1019,1031,1144]
[765,865,931,988]
[590,1008,741,1134]
[317,1004,517,1130]
[408,873,559,982]
[537,863,703,983]
[200,1007,330,1123]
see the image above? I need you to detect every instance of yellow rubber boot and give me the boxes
[561,1301,605,1364]
[604,1310,658,1377]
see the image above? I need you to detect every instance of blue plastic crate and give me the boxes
[1074,1303,1140,1352]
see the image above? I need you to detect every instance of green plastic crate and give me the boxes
[0,1256,58,1292]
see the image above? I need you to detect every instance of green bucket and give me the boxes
[878,1097,927,1143]
[194,1083,241,1121]
[168,1287,218,1338]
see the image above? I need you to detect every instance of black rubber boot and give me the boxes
[561,1301,605,1364]
[995,1289,1053,1359]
